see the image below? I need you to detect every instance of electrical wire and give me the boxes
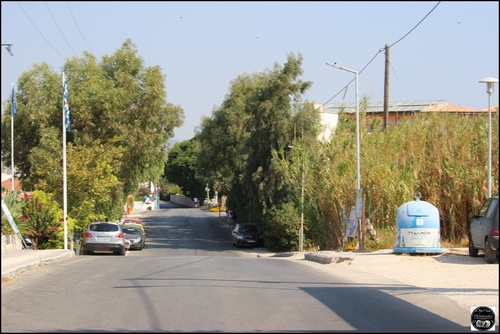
[45,2,78,57]
[17,2,66,61]
[16,2,94,61]
[323,1,442,106]
[66,2,95,56]
[389,1,441,48]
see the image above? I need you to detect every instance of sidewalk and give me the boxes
[1,248,75,281]
[1,201,155,281]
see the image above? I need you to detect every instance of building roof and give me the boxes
[322,100,494,114]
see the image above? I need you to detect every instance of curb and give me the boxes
[2,251,75,281]
[304,252,354,264]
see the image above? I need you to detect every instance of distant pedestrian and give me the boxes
[227,209,234,226]
[193,197,199,207]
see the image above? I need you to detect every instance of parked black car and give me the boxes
[21,235,33,250]
[232,223,263,248]
[468,196,499,263]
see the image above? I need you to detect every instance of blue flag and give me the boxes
[63,77,70,132]
[11,85,16,116]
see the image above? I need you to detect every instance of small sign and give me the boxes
[356,188,363,219]
[399,228,439,248]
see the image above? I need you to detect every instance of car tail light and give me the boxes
[84,232,92,238]
[492,230,499,237]
[116,232,124,238]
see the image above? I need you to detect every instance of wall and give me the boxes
[1,234,22,252]
[169,194,195,208]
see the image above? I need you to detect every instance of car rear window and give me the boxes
[90,224,119,232]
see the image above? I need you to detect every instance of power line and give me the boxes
[323,50,382,106]
[390,1,441,48]
[66,2,95,56]
[323,1,441,106]
[17,2,66,61]
[45,2,78,57]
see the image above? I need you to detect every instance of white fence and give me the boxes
[1,234,22,252]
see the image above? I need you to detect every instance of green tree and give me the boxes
[1,39,184,236]
[164,138,205,198]
[197,53,320,251]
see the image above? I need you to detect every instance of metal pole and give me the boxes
[11,83,15,191]
[479,77,498,198]
[62,73,68,250]
[300,159,304,252]
[327,62,363,250]
[354,71,360,191]
[326,62,361,191]
[487,90,491,198]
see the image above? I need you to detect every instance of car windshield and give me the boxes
[123,227,140,234]
[239,225,258,233]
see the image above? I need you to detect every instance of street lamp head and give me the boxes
[326,62,356,74]
[479,77,499,94]
[2,43,14,56]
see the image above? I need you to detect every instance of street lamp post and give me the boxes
[205,184,210,207]
[288,145,304,252]
[300,158,304,252]
[326,62,360,191]
[327,62,363,251]
[479,77,498,198]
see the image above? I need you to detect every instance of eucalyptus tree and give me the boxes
[1,39,184,231]
[197,53,320,250]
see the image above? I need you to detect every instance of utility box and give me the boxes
[393,192,442,254]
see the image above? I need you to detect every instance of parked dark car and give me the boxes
[21,235,33,250]
[468,196,499,263]
[82,222,129,255]
[232,223,263,248]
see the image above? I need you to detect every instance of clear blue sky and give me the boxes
[1,1,498,141]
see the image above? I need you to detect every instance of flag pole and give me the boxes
[62,73,68,250]
[11,83,15,191]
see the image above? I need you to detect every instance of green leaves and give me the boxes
[1,39,184,238]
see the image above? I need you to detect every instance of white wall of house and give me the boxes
[313,103,340,142]
[318,109,339,142]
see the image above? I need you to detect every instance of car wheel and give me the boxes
[83,250,90,255]
[468,234,479,257]
[484,239,497,264]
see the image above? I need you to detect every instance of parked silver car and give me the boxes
[82,222,129,255]
[123,223,146,250]
[468,196,499,263]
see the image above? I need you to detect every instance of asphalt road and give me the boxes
[0,202,489,332]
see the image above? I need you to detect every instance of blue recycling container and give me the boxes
[393,193,442,254]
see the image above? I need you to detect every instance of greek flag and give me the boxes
[63,76,70,132]
[11,85,16,116]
